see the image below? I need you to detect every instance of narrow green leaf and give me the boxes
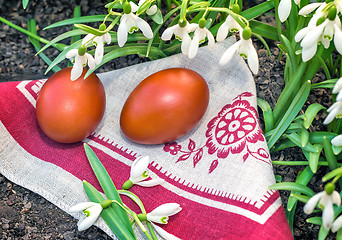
[83,144,135,238]
[309,132,338,144]
[71,5,82,45]
[307,217,322,225]
[318,224,329,240]
[249,20,280,41]
[37,29,85,55]
[323,136,338,171]
[286,132,317,152]
[285,201,297,234]
[322,167,342,182]
[149,8,163,24]
[44,15,114,30]
[280,34,298,72]
[301,128,310,148]
[290,193,310,203]
[303,103,326,129]
[268,80,311,149]
[240,1,274,20]
[83,181,135,240]
[309,145,323,173]
[287,166,314,211]
[269,182,315,197]
[257,98,274,133]
[22,0,29,9]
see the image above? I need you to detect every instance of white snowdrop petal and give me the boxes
[130,1,139,12]
[147,214,168,224]
[219,41,240,66]
[217,21,229,42]
[188,35,200,59]
[69,202,96,212]
[301,22,327,48]
[104,33,111,44]
[331,135,342,147]
[180,33,191,56]
[135,178,164,187]
[82,34,95,46]
[85,53,96,70]
[278,0,292,22]
[334,25,342,55]
[332,215,342,233]
[205,29,215,48]
[150,203,182,217]
[322,200,334,230]
[332,191,341,206]
[66,49,78,59]
[118,16,128,47]
[295,27,310,42]
[146,5,157,15]
[247,42,259,74]
[136,17,153,39]
[131,156,150,179]
[71,56,84,81]
[77,204,102,231]
[161,25,178,41]
[333,78,342,94]
[95,43,104,65]
[298,3,322,15]
[303,192,324,214]
[301,44,317,62]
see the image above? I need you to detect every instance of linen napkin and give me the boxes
[0,38,292,239]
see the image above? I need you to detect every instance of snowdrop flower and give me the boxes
[188,18,215,59]
[324,101,342,125]
[82,25,111,65]
[138,203,182,240]
[304,183,341,230]
[66,46,95,81]
[278,0,300,22]
[69,200,112,231]
[219,27,258,75]
[161,19,197,56]
[332,214,342,232]
[217,4,242,42]
[117,1,153,47]
[130,0,157,16]
[122,156,164,189]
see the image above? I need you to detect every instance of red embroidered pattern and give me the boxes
[163,92,271,173]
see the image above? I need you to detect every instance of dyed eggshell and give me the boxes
[120,68,209,144]
[36,67,106,143]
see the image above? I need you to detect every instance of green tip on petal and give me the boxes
[137,213,147,221]
[100,199,113,209]
[83,209,91,217]
[325,182,335,195]
[161,216,168,224]
[142,170,149,178]
[78,45,87,56]
[122,179,134,190]
[242,27,252,40]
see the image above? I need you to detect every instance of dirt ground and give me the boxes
[0,0,333,239]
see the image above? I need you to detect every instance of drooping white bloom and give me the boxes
[298,2,324,16]
[332,135,342,147]
[219,30,259,75]
[147,203,182,224]
[123,156,164,189]
[69,202,103,231]
[161,21,197,56]
[130,0,157,15]
[324,101,342,125]
[216,15,242,42]
[66,48,95,81]
[304,185,341,230]
[82,33,111,65]
[188,24,215,59]
[117,11,153,47]
[278,0,301,22]
[332,214,342,232]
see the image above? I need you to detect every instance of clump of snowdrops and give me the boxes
[4,0,342,238]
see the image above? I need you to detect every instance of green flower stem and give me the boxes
[272,0,283,40]
[0,16,66,51]
[180,0,189,21]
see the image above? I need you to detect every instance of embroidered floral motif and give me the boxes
[163,92,271,173]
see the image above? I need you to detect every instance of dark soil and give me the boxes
[0,0,332,239]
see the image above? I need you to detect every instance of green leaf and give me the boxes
[290,193,310,203]
[27,19,61,73]
[318,225,329,240]
[249,20,280,41]
[83,144,135,238]
[301,128,310,148]
[322,167,342,182]
[280,34,298,72]
[303,103,326,129]
[257,98,274,133]
[84,44,167,78]
[312,79,338,89]
[285,201,297,234]
[22,0,29,9]
[83,181,135,240]
[307,217,322,225]
[268,80,311,149]
[269,182,315,197]
[323,136,338,170]
[37,29,85,55]
[286,132,317,152]
[309,132,338,144]
[287,166,314,211]
[240,1,274,20]
[309,145,323,173]
[44,15,115,30]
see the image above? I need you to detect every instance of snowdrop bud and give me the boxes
[231,3,240,14]
[328,6,337,21]
[78,46,86,56]
[325,183,335,195]
[242,27,252,40]
[178,19,187,28]
[198,18,206,28]
[123,1,132,14]
[122,179,134,190]
[99,23,106,31]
